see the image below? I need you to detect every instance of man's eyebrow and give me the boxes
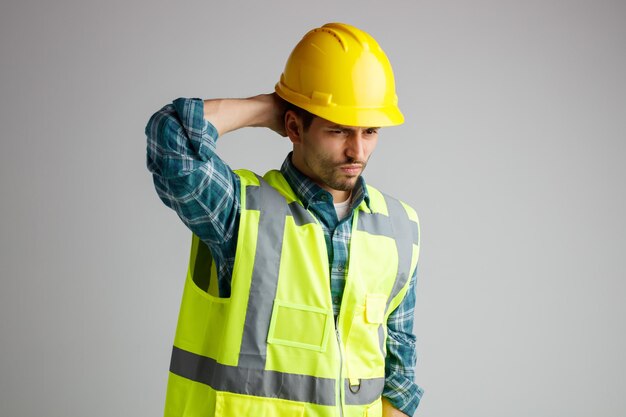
[326,124,380,130]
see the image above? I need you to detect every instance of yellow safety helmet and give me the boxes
[275,22,404,127]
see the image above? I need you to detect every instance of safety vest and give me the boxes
[165,169,420,417]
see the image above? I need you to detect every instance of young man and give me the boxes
[146,23,422,417]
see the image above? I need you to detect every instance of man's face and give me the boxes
[293,116,380,194]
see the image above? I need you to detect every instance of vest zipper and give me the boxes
[335,325,344,417]
[334,210,357,417]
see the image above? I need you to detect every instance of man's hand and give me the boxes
[203,93,287,137]
[382,397,410,417]
[252,93,288,137]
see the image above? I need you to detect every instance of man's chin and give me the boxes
[329,177,359,192]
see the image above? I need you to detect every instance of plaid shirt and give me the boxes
[146,97,423,415]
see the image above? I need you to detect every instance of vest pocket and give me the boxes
[174,272,231,362]
[215,391,305,417]
[267,300,332,352]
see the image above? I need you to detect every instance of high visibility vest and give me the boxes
[165,169,420,417]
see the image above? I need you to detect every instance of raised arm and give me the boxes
[203,93,286,137]
[144,93,286,248]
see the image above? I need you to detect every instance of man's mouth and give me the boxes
[339,164,363,175]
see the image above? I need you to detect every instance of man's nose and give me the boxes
[345,134,365,162]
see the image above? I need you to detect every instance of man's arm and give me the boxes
[145,94,285,247]
[383,269,423,416]
[203,93,286,137]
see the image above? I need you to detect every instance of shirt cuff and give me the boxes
[383,374,424,416]
[172,97,218,160]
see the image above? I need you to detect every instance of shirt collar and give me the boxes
[280,152,371,211]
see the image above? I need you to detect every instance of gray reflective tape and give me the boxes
[357,212,394,238]
[246,185,261,211]
[239,177,288,370]
[248,184,315,227]
[411,221,419,245]
[170,346,336,406]
[377,324,385,356]
[344,377,385,405]
[383,196,415,309]
[288,201,317,226]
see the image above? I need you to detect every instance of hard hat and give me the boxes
[275,22,404,127]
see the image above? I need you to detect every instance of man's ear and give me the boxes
[284,110,303,144]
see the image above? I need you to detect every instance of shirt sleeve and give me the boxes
[145,98,240,295]
[383,267,424,416]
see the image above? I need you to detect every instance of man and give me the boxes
[146,23,423,417]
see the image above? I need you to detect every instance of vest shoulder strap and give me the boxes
[234,168,260,187]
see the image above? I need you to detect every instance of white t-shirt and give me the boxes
[334,195,352,221]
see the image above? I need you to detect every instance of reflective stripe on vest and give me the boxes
[170,346,337,405]
[170,347,386,406]
[238,178,287,370]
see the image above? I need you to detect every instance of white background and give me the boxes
[1,0,625,416]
